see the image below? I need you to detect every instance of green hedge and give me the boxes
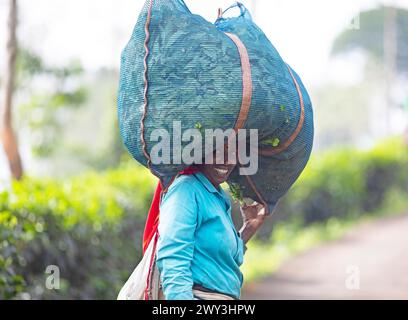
[0,165,156,299]
[296,137,407,218]
[1,137,407,299]
[256,137,408,239]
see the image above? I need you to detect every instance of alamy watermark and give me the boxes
[149,121,259,175]
[45,265,60,290]
[345,265,360,290]
[347,14,360,30]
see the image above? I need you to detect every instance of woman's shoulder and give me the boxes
[161,173,201,201]
[170,173,200,189]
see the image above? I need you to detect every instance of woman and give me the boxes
[156,147,268,300]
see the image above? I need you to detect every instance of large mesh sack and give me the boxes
[118,0,314,213]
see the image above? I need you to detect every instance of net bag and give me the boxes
[118,0,314,213]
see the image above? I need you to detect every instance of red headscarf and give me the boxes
[142,167,199,254]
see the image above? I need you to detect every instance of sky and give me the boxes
[0,0,407,87]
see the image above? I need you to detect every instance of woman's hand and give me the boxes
[239,202,268,244]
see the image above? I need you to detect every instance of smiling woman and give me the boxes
[117,0,313,301]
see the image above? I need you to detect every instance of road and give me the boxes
[242,214,408,299]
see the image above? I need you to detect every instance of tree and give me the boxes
[16,51,88,158]
[331,6,408,134]
[331,6,408,74]
[1,0,23,180]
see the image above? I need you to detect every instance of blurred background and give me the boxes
[0,0,407,299]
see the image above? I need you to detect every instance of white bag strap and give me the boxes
[144,231,160,300]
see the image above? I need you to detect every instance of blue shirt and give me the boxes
[156,172,246,300]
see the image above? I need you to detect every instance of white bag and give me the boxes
[117,232,162,300]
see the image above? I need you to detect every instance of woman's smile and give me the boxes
[213,166,229,176]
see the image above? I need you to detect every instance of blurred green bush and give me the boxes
[0,137,407,299]
[257,137,408,239]
[0,164,156,299]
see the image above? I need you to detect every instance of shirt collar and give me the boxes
[194,171,219,194]
[194,172,232,211]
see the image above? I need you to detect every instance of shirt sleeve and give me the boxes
[156,179,198,300]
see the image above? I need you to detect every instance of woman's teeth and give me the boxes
[214,168,228,176]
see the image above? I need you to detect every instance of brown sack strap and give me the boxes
[259,64,305,157]
[223,31,270,209]
[223,32,253,132]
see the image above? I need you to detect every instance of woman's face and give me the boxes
[199,146,237,187]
